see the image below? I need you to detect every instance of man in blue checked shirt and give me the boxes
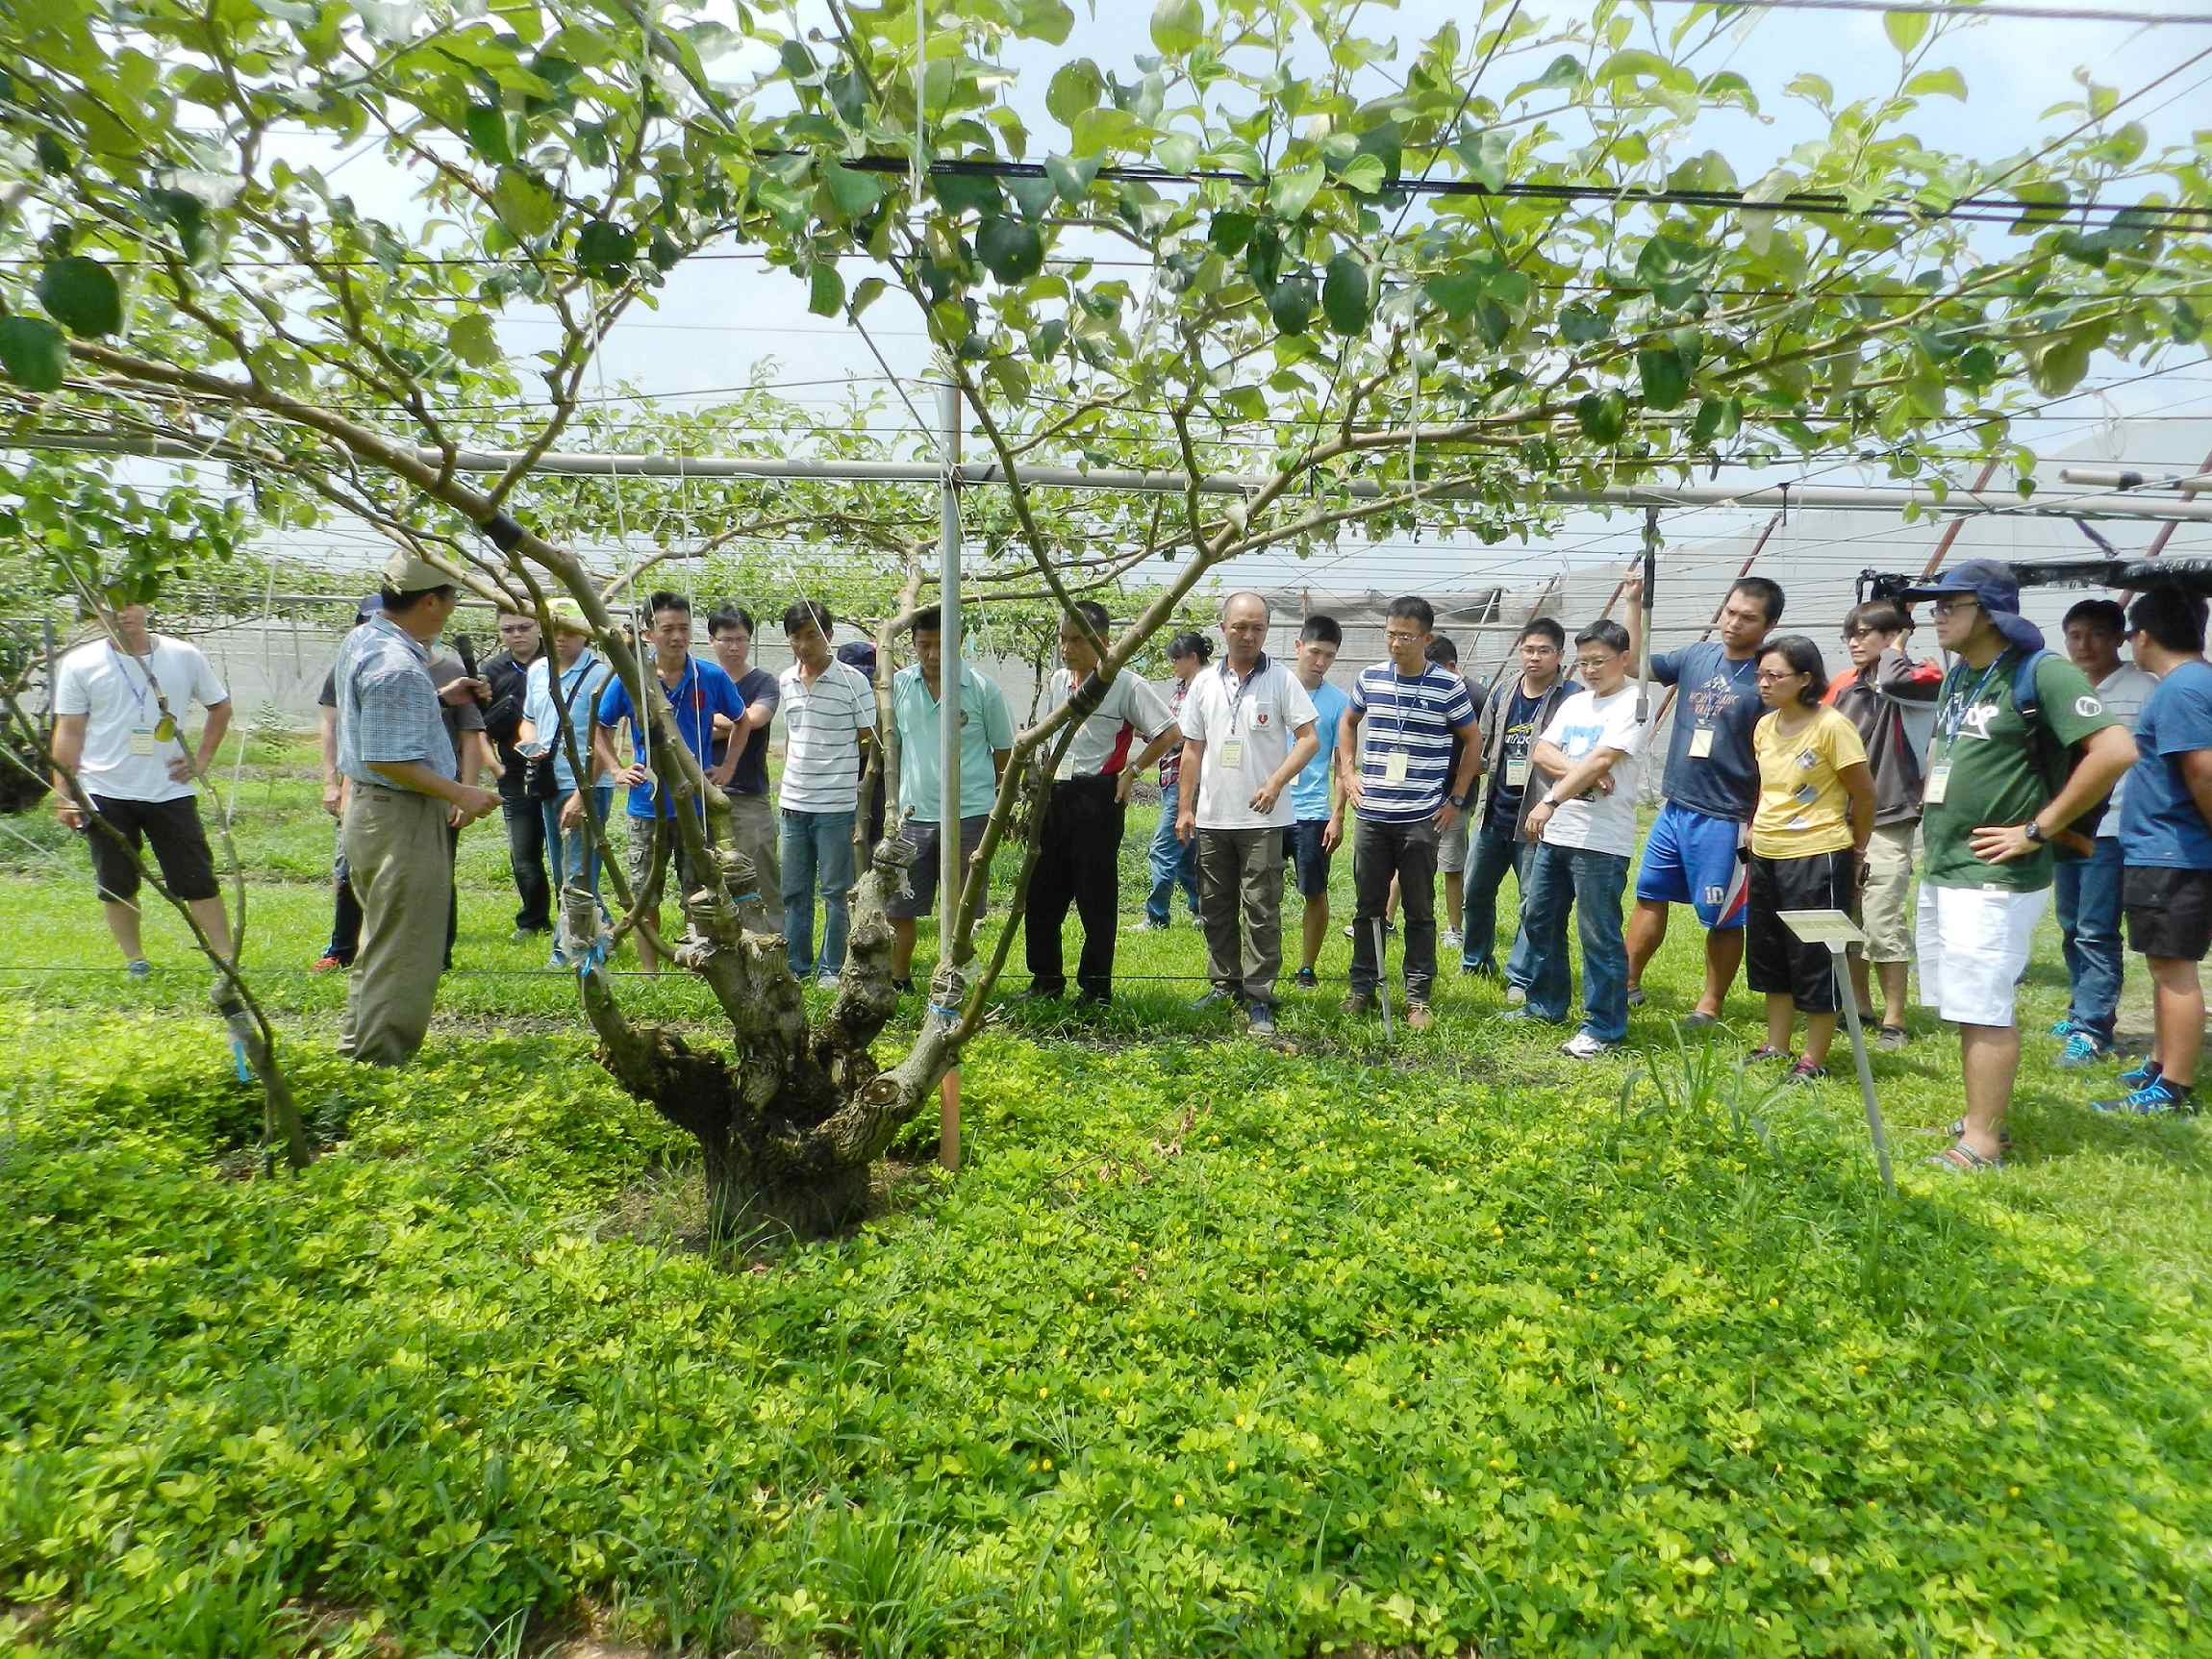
[1334,596,1480,1030]
[588,591,744,977]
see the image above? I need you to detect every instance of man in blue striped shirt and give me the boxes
[1336,596,1480,1029]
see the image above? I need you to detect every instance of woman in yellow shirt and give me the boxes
[1747,636,1875,1083]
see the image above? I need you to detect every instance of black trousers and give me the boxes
[502,795,552,932]
[1025,773,1126,998]
[1349,815,1441,1000]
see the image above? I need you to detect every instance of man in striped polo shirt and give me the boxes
[1023,601,1181,1005]
[776,600,877,987]
[1336,596,1481,1031]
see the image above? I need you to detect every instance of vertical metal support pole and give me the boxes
[937,380,963,1171]
[1833,944,1897,1198]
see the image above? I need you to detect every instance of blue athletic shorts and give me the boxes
[1287,818,1334,898]
[1635,800,1749,929]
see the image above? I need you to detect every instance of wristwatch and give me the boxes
[2023,819,2048,845]
[1447,792,1469,810]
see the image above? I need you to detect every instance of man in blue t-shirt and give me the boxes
[2097,587,2212,1117]
[1336,596,1479,1028]
[1622,574,1784,1028]
[1286,615,1349,988]
[1461,616,1577,992]
[591,591,745,976]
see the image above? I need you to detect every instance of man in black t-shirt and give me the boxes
[708,605,784,927]
[1461,617,1576,994]
[481,609,552,941]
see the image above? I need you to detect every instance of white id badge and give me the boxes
[1688,726,1716,759]
[1923,763,1950,805]
[1385,749,1409,785]
[1505,758,1530,788]
[1219,737,1246,772]
[128,729,159,757]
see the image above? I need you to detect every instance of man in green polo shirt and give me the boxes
[1900,561,2133,1174]
[888,605,1015,991]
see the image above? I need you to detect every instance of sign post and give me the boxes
[1778,908,1897,1196]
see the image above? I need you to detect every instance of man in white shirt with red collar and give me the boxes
[1023,600,1181,1006]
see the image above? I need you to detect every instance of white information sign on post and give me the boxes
[1777,908,1897,1196]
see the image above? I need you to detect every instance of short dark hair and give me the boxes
[909,604,942,636]
[1168,630,1214,664]
[1519,617,1567,650]
[2063,598,2128,637]
[1386,595,1435,630]
[379,584,454,614]
[1575,619,1630,655]
[708,604,757,639]
[2127,588,2208,655]
[1759,634,1829,707]
[783,599,834,636]
[1424,635,1458,667]
[1299,615,1343,646]
[1066,600,1110,636]
[1733,577,1785,625]
[1844,600,1909,640]
[645,590,690,622]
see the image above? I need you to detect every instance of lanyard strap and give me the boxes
[1937,654,2010,750]
[1220,653,1269,736]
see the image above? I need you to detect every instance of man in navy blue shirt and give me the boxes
[2097,587,2212,1117]
[589,591,744,976]
[1622,574,1783,1028]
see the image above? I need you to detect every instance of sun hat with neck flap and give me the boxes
[1899,558,2047,656]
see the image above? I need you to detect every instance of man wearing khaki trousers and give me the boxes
[332,551,500,1066]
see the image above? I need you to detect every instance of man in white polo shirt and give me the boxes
[1336,596,1480,1030]
[776,599,877,986]
[1174,591,1320,1037]
[1024,600,1181,1006]
[50,597,236,974]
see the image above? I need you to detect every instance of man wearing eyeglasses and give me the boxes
[481,608,554,945]
[1898,562,2132,1173]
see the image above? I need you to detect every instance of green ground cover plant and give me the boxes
[1,749,2209,1656]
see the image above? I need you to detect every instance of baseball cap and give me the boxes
[1898,558,2045,654]
[545,598,594,638]
[380,549,459,593]
[352,592,384,624]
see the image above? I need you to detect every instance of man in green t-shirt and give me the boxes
[1900,561,2134,1174]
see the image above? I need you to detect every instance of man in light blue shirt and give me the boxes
[888,605,1015,990]
[1285,616,1348,988]
[518,600,616,967]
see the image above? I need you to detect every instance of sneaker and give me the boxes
[547,950,569,971]
[2092,1077,2194,1116]
[817,971,842,991]
[2119,1058,2164,1090]
[1191,988,1235,1012]
[1876,1024,1910,1052]
[1135,918,1169,933]
[1625,987,1646,1008]
[1404,1001,1434,1032]
[2049,1017,2078,1038]
[1245,1000,1277,1037]
[125,958,153,981]
[2056,1029,2111,1069]
[1560,1031,1619,1060]
[1294,967,1320,989]
[1439,928,1464,951]
[1340,992,1374,1017]
[1504,984,1528,1008]
[1680,1011,1718,1032]
[1783,1060,1829,1086]
[309,953,347,974]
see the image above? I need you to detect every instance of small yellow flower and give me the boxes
[1038,1386,1048,1398]
[1043,1456,1053,1470]
[1226,1460,1237,1473]
[1172,1493,1184,1508]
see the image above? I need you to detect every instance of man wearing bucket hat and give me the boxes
[1899,559,2134,1173]
[518,599,616,967]
[330,550,503,1065]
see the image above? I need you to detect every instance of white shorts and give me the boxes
[1915,883,2049,1028]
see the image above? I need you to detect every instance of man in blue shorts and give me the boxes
[1623,574,1784,1027]
[1286,616,1348,987]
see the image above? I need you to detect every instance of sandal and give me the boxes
[1746,1044,1791,1063]
[1946,1117,2013,1151]
[1926,1140,2003,1174]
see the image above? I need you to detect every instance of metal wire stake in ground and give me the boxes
[1373,917,1393,1040]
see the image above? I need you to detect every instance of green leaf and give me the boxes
[38,256,124,338]
[1269,163,1324,219]
[850,276,888,318]
[1575,389,1628,443]
[1046,60,1102,127]
[934,171,1003,217]
[808,262,844,317]
[1594,49,1671,83]
[823,161,886,219]
[1209,212,1255,256]
[1558,304,1610,345]
[1009,175,1058,220]
[464,103,513,164]
[1322,253,1371,335]
[491,167,556,238]
[1883,10,1929,53]
[1044,153,1101,206]
[1904,67,1967,101]
[1267,277,1317,338]
[0,315,67,391]
[1336,153,1386,196]
[1150,0,1202,57]
[445,313,501,368]
[1219,386,1268,421]
[574,220,635,278]
[977,216,1045,285]
[1452,129,1510,193]
[1016,0,1074,45]
[1425,270,1487,319]
[1156,132,1200,174]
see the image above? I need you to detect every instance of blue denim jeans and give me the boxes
[2054,834,2124,1043]
[541,785,615,902]
[1519,841,1632,1043]
[1460,815,1537,983]
[781,808,858,976]
[1144,781,1200,926]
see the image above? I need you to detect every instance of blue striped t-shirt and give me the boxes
[1350,662,1477,823]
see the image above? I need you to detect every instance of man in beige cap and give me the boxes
[330,550,501,1064]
